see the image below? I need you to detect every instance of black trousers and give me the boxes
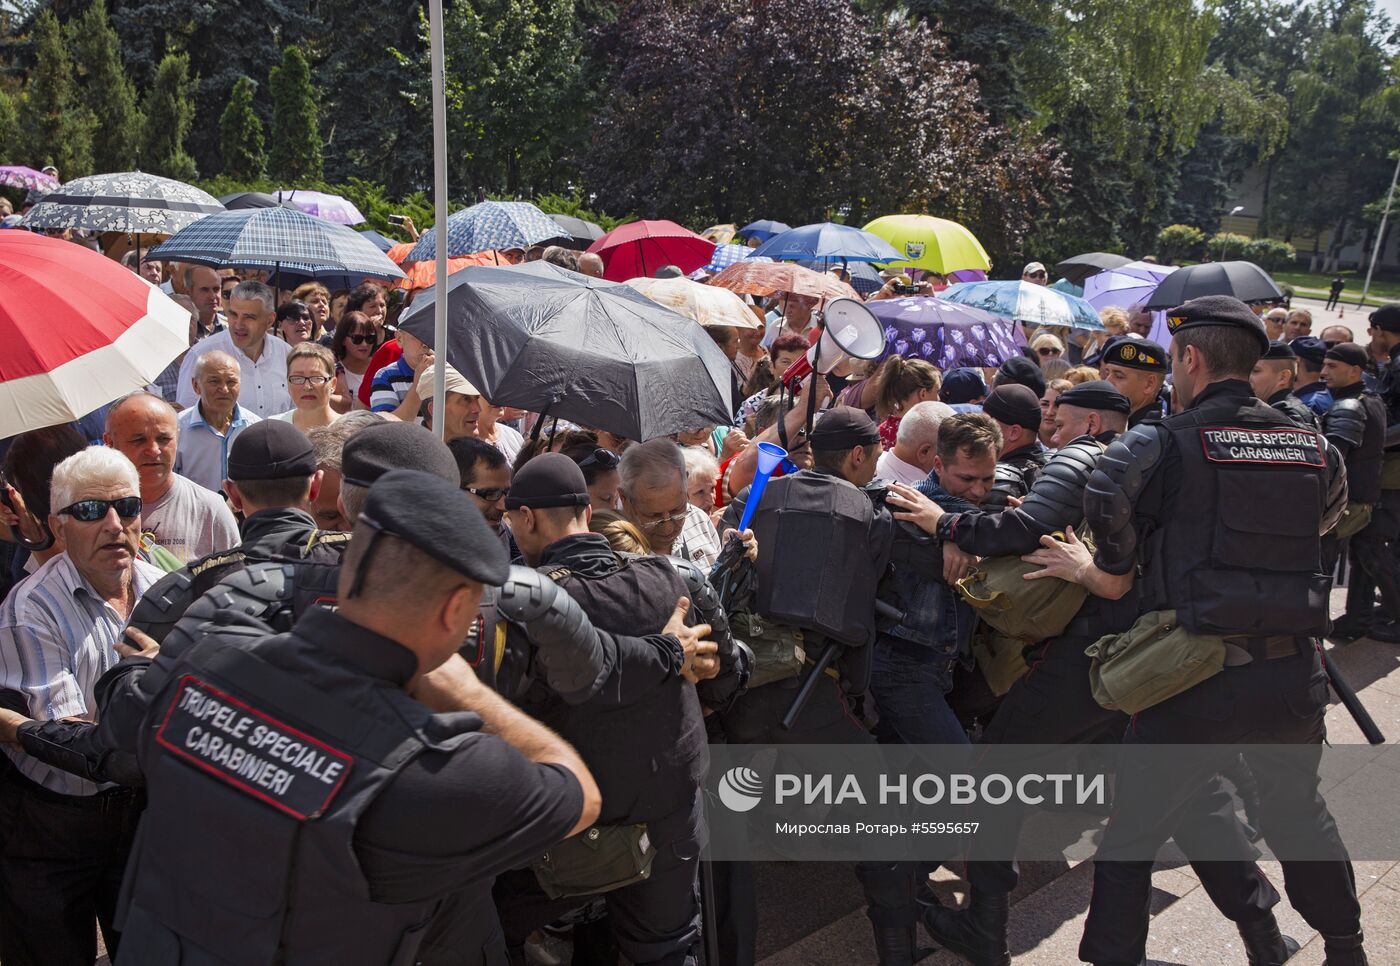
[495,793,705,966]
[0,770,143,966]
[1328,494,1400,624]
[1079,647,1361,965]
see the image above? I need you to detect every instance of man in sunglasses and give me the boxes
[448,437,515,557]
[1020,261,1049,285]
[0,447,161,965]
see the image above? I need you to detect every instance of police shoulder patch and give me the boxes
[156,676,353,820]
[1199,426,1325,467]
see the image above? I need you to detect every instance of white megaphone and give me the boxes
[780,297,887,388]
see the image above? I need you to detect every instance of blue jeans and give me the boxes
[869,639,969,746]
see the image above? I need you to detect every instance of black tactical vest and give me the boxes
[118,617,479,966]
[534,547,706,825]
[1140,395,1331,636]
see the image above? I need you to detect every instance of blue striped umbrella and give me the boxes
[407,200,561,261]
[704,243,771,273]
[148,207,406,283]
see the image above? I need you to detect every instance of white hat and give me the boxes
[417,363,480,400]
[1022,261,1047,276]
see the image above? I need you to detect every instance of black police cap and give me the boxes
[1370,304,1400,333]
[342,421,460,488]
[983,384,1042,431]
[995,356,1046,399]
[1325,342,1369,368]
[1055,380,1131,414]
[941,368,986,405]
[356,469,508,586]
[809,406,881,450]
[1166,295,1268,353]
[1101,337,1167,373]
[1261,341,1296,361]
[1290,336,1327,366]
[226,420,316,481]
[506,453,591,510]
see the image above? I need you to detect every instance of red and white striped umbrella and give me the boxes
[0,232,191,436]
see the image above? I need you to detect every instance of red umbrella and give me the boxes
[0,232,191,436]
[586,220,716,281]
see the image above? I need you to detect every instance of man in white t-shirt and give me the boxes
[103,392,239,563]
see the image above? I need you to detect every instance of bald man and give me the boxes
[576,253,605,279]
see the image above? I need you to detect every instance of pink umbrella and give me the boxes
[275,188,365,225]
[587,219,716,281]
[0,165,59,193]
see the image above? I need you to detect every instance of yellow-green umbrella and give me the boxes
[861,214,990,273]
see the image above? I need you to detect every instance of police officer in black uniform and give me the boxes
[114,469,603,965]
[1249,341,1320,430]
[1098,336,1168,427]
[1067,296,1364,966]
[493,452,739,966]
[981,384,1049,509]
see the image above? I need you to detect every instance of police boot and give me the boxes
[921,888,1011,966]
[856,863,932,966]
[1238,915,1299,964]
[1322,931,1369,965]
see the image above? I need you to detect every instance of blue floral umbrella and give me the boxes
[866,297,1027,369]
[941,280,1104,330]
[407,200,560,261]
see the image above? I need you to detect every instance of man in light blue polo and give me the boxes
[174,350,261,493]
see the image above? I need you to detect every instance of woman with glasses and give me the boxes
[273,343,341,432]
[331,311,376,411]
[1029,331,1065,369]
[274,299,315,348]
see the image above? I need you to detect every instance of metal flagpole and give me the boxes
[429,0,450,440]
[1360,150,1400,310]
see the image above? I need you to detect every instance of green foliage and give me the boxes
[1210,231,1252,260]
[268,47,323,182]
[533,192,626,233]
[68,1,143,172]
[18,10,93,178]
[195,174,437,242]
[1156,224,1206,263]
[904,0,1048,122]
[219,77,266,180]
[140,51,197,181]
[1244,237,1297,270]
[0,89,17,163]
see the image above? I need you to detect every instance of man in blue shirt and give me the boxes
[174,350,261,493]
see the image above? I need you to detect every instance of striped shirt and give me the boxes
[370,357,417,413]
[0,552,163,795]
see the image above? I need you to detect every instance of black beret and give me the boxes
[995,356,1046,398]
[809,406,881,450]
[1101,337,1167,373]
[506,453,591,510]
[1369,304,1400,333]
[983,384,1042,431]
[1261,341,1296,361]
[1290,336,1327,366]
[342,421,460,488]
[1055,380,1131,414]
[1325,342,1369,368]
[941,368,987,405]
[357,469,508,585]
[1166,295,1268,353]
[226,420,316,481]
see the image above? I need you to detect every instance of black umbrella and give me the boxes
[1143,260,1284,310]
[1054,251,1132,286]
[218,191,296,210]
[548,213,605,248]
[397,261,733,440]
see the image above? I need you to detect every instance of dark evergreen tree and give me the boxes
[218,75,266,179]
[140,51,198,180]
[69,1,144,171]
[17,10,93,177]
[268,46,323,181]
[0,90,17,163]
[904,0,1048,123]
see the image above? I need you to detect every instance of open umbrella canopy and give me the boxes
[549,213,605,248]
[0,165,60,192]
[1084,261,1176,312]
[219,191,295,211]
[703,243,769,273]
[357,229,398,252]
[861,215,990,273]
[866,297,1027,369]
[148,206,406,284]
[397,261,733,440]
[709,261,858,302]
[23,171,224,235]
[751,222,902,264]
[1143,260,1284,310]
[625,276,762,330]
[942,280,1104,330]
[391,250,501,290]
[1054,252,1133,286]
[409,200,561,262]
[702,224,737,245]
[948,268,988,284]
[587,220,716,282]
[276,189,365,225]
[737,220,791,243]
[0,232,191,436]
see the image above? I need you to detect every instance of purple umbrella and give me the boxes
[275,189,366,225]
[866,296,1027,370]
[0,166,59,192]
[947,268,987,284]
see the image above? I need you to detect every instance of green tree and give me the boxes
[141,51,198,181]
[1209,231,1252,260]
[68,1,144,171]
[268,46,323,182]
[17,10,93,178]
[218,76,266,179]
[902,0,1049,122]
[1156,224,1206,263]
[0,89,17,163]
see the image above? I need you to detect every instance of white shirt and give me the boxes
[142,473,240,564]
[0,553,162,795]
[175,403,261,493]
[876,450,931,486]
[176,329,293,418]
[487,422,524,465]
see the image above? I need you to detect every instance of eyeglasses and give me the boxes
[635,509,689,531]
[288,374,332,387]
[577,448,621,470]
[464,485,510,502]
[346,333,375,345]
[1037,347,1062,357]
[59,496,141,522]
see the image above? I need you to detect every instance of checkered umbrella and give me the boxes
[406,201,560,261]
[704,243,770,273]
[148,206,406,283]
[22,171,224,235]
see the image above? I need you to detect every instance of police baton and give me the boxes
[781,602,904,731]
[1322,649,1386,745]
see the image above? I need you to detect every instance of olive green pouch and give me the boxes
[1085,609,1227,714]
[955,531,1094,642]
[1382,452,1400,490]
[970,623,1029,697]
[531,823,655,900]
[731,610,805,688]
[1332,502,1373,540]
